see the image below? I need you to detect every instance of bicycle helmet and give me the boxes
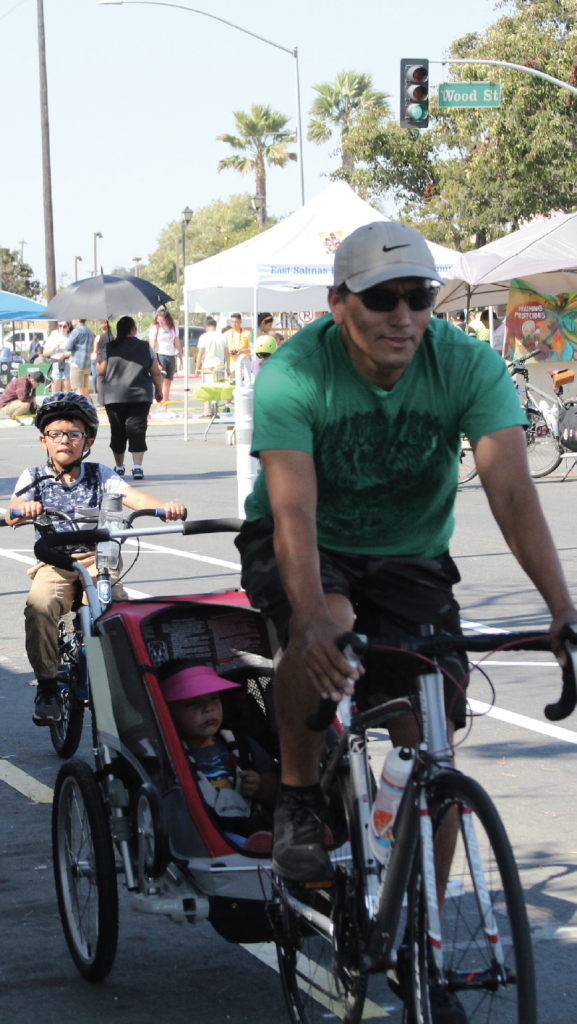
[255,335,277,357]
[35,392,99,439]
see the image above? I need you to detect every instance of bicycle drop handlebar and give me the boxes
[32,516,243,573]
[305,626,577,732]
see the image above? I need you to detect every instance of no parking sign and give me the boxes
[298,311,314,325]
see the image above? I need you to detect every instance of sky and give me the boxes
[1,0,501,289]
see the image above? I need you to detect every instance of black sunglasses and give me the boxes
[346,284,436,313]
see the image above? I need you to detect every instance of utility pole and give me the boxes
[37,0,56,301]
[19,241,26,263]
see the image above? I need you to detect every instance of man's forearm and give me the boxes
[272,509,328,622]
[487,476,573,618]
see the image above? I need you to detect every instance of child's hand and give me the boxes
[162,502,186,521]
[14,501,43,522]
[238,770,261,800]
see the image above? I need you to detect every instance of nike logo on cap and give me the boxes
[382,244,410,252]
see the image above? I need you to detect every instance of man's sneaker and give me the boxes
[132,466,144,480]
[33,689,61,726]
[114,465,125,476]
[272,787,335,882]
[429,988,468,1024]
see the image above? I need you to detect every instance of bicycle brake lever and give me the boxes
[544,623,577,722]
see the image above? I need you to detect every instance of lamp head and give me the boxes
[182,206,193,224]
[251,194,265,211]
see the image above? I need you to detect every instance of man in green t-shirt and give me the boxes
[235,221,577,892]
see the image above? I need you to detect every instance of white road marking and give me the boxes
[0,758,53,803]
[468,698,577,745]
[241,943,388,1018]
[123,537,240,571]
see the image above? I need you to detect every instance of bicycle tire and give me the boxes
[274,765,369,1024]
[50,616,85,758]
[52,758,118,981]
[525,410,563,478]
[458,439,478,484]
[406,772,536,1024]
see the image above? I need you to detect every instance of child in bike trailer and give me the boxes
[5,392,186,727]
[160,664,278,846]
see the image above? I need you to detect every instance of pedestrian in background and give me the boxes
[97,315,163,481]
[149,308,182,418]
[258,312,274,335]
[64,319,95,399]
[224,313,251,371]
[0,370,45,419]
[196,317,229,376]
[44,321,72,394]
[450,311,466,331]
[91,320,113,407]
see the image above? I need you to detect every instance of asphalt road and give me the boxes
[1,419,577,1023]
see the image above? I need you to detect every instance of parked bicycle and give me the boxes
[459,349,577,483]
[268,625,577,1024]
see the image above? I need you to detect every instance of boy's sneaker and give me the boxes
[33,686,61,726]
[114,465,125,476]
[272,787,335,882]
[132,466,144,480]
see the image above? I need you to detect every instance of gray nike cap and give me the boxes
[334,221,444,291]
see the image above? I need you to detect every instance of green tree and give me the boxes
[217,104,296,226]
[145,194,276,319]
[0,247,41,297]
[307,70,390,172]
[341,0,577,250]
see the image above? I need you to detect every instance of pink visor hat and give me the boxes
[160,665,240,703]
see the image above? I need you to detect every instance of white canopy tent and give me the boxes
[183,181,459,316]
[434,211,577,312]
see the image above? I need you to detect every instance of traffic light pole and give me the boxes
[430,58,577,98]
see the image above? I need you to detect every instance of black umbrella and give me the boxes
[39,275,173,321]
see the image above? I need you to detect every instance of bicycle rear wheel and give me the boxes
[525,410,562,478]
[273,766,369,1024]
[407,773,536,1024]
[458,438,478,483]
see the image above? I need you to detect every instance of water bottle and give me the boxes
[369,747,414,867]
[538,400,556,435]
[96,494,123,572]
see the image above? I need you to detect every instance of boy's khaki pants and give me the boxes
[25,551,127,680]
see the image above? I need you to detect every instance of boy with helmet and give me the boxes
[252,335,277,380]
[5,392,185,726]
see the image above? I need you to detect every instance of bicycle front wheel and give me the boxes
[273,766,369,1024]
[525,410,562,478]
[407,773,536,1024]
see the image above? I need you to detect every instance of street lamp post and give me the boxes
[133,257,142,278]
[74,256,83,281]
[181,206,192,288]
[37,0,56,301]
[94,232,102,277]
[250,194,265,226]
[99,1,305,206]
[180,206,193,440]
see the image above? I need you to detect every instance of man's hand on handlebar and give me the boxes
[288,612,364,703]
[549,609,577,663]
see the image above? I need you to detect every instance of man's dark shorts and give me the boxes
[235,516,469,729]
[158,354,176,381]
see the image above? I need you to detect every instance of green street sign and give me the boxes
[438,82,501,108]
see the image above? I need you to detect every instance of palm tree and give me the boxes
[218,104,297,227]
[308,70,391,172]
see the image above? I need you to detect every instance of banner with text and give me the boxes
[504,278,577,362]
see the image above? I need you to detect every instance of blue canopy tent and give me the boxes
[0,290,46,321]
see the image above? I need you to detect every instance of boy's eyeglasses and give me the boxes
[44,430,86,441]
[344,284,436,313]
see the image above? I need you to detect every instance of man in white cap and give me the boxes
[235,223,576,913]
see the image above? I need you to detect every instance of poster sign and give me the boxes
[504,278,577,362]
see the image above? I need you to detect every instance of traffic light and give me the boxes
[400,59,429,128]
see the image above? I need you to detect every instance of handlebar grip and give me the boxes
[8,508,23,519]
[34,537,77,573]
[154,507,188,519]
[182,517,244,536]
[545,624,577,722]
[306,632,369,732]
